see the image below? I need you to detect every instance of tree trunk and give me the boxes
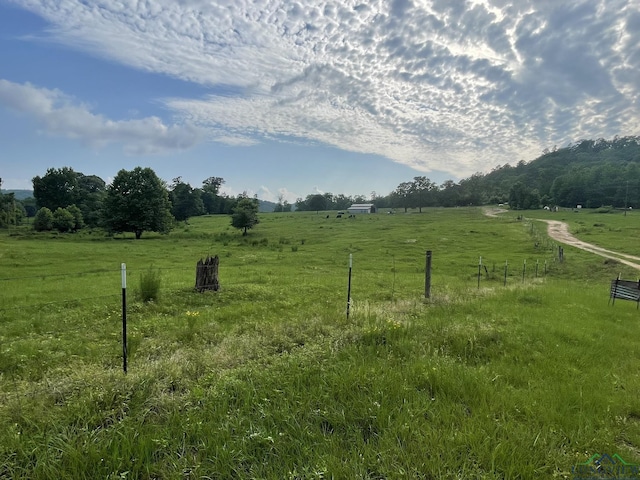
[195,255,220,292]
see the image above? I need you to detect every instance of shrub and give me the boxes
[594,205,614,213]
[66,204,84,230]
[33,207,54,231]
[139,267,161,302]
[52,207,75,233]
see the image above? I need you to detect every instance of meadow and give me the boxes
[1,207,640,479]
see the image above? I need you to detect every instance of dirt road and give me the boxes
[483,207,640,271]
[540,219,640,271]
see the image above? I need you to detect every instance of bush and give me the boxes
[66,204,84,230]
[52,207,75,232]
[594,205,615,213]
[33,207,54,231]
[139,267,161,302]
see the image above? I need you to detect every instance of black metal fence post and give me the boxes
[346,254,352,319]
[425,250,432,299]
[121,263,127,374]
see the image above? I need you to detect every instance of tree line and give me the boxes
[2,136,640,233]
[296,136,640,212]
[0,168,259,238]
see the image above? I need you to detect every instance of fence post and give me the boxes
[504,260,508,286]
[121,263,127,374]
[477,256,482,289]
[425,250,432,299]
[535,259,539,278]
[611,274,621,306]
[346,254,353,319]
[522,259,526,283]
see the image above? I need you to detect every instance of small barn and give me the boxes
[347,203,376,214]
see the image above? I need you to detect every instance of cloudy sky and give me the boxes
[1,0,638,202]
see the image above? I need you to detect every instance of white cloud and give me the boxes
[0,79,205,154]
[8,0,640,177]
[257,186,300,204]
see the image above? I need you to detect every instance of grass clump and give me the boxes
[139,266,161,302]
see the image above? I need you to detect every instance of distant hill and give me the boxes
[1,189,34,200]
[258,199,277,213]
[477,136,640,209]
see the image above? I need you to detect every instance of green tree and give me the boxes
[394,182,413,212]
[66,204,84,231]
[231,197,259,235]
[438,180,460,207]
[32,168,105,228]
[32,167,79,211]
[102,167,174,239]
[410,176,437,212]
[170,178,204,222]
[307,194,326,213]
[33,207,54,231]
[52,207,75,232]
[201,176,225,214]
[0,191,18,228]
[76,174,106,227]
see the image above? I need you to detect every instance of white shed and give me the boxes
[347,203,376,214]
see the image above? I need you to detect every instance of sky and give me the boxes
[0,0,638,203]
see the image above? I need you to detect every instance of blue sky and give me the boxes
[1,0,639,203]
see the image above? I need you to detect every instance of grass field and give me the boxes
[1,207,640,479]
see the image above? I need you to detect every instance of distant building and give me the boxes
[347,203,376,214]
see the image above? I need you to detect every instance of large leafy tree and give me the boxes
[307,194,326,213]
[76,174,106,227]
[394,182,413,212]
[231,197,259,235]
[32,168,105,227]
[32,167,79,211]
[170,177,204,222]
[410,176,437,213]
[102,167,174,239]
[201,176,226,214]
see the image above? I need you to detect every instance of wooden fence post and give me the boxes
[425,250,432,299]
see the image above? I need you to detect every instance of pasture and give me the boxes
[1,207,640,479]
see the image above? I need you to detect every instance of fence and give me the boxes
[0,250,563,317]
[0,250,563,373]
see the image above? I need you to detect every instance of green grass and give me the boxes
[1,208,640,478]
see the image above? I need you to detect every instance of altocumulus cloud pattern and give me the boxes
[2,0,640,177]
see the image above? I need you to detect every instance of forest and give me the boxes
[2,135,640,231]
[294,136,640,211]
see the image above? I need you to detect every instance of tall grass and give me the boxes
[1,208,640,478]
[139,266,162,303]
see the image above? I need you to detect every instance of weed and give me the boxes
[139,266,161,302]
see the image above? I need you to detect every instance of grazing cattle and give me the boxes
[336,214,342,218]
